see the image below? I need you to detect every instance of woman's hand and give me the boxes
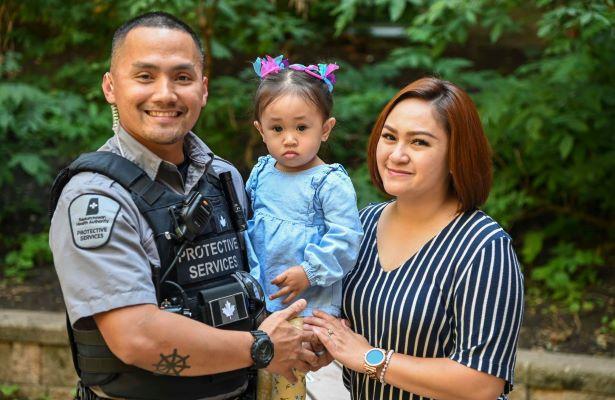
[270,265,310,304]
[303,310,372,373]
[302,335,335,371]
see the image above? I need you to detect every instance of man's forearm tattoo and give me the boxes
[152,348,191,376]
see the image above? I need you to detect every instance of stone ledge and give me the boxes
[515,349,615,395]
[0,309,68,345]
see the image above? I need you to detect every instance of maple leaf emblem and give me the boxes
[222,300,235,319]
[219,215,227,228]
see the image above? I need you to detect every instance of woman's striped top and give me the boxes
[342,202,524,400]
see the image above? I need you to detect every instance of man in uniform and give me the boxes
[49,11,322,400]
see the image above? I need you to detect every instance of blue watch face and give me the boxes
[366,349,385,366]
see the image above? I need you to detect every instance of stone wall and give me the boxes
[0,309,614,400]
[511,350,615,400]
[0,310,76,399]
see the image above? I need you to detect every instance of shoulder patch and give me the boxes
[68,194,121,249]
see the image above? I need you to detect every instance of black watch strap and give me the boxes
[250,330,274,370]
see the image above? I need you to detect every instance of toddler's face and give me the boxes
[254,94,335,172]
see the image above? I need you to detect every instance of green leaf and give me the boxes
[522,231,544,264]
[333,0,359,35]
[211,39,232,59]
[465,10,477,24]
[525,117,543,139]
[389,0,407,21]
[490,23,503,43]
[559,135,574,159]
[8,153,50,181]
[0,384,20,396]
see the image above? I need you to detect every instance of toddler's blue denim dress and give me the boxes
[245,155,363,317]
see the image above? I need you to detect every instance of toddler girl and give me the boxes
[246,55,363,400]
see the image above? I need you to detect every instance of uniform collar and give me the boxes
[111,126,214,193]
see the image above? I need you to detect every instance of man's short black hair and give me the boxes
[111,11,204,66]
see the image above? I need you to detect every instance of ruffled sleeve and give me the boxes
[245,155,270,206]
[245,155,271,283]
[301,167,363,287]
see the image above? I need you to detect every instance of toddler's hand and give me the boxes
[270,265,310,304]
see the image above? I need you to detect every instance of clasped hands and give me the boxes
[258,299,333,382]
[261,266,372,381]
[259,268,334,382]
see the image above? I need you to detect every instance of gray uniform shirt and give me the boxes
[50,127,248,325]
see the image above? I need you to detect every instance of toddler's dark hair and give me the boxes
[253,69,333,121]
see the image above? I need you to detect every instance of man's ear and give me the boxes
[201,76,209,108]
[102,72,116,104]
[321,117,336,142]
[254,121,266,142]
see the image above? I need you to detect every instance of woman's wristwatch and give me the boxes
[363,348,387,380]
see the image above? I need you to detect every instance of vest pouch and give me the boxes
[198,278,252,331]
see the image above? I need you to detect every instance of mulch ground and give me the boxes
[1,263,613,357]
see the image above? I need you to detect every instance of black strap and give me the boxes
[73,327,140,373]
[76,151,166,205]
[77,354,139,373]
[48,151,167,222]
[73,327,107,346]
[66,314,82,376]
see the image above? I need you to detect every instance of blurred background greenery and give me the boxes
[0,0,613,335]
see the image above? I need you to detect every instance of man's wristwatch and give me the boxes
[363,348,386,380]
[250,330,274,369]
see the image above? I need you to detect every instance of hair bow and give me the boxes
[253,55,289,79]
[289,63,339,92]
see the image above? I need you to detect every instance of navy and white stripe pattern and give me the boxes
[342,202,524,400]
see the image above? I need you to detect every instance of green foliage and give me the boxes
[601,316,615,335]
[0,384,20,398]
[3,233,52,283]
[0,0,612,312]
[0,83,108,186]
[531,242,602,312]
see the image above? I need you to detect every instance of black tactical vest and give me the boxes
[49,151,264,400]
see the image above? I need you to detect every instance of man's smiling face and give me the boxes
[103,26,207,148]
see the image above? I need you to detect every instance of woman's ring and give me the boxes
[315,349,326,356]
[327,328,335,337]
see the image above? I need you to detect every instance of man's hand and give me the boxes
[269,265,310,304]
[258,299,317,382]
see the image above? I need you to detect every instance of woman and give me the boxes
[304,77,524,400]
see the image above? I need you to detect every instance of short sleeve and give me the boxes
[49,173,158,325]
[450,236,524,394]
[301,169,364,287]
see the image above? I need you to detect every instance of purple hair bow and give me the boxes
[253,55,289,79]
[252,54,340,92]
[289,63,339,92]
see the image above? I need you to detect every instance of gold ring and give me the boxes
[327,328,334,337]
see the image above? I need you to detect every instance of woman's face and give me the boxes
[376,98,450,200]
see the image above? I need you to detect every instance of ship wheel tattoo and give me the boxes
[153,348,191,376]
